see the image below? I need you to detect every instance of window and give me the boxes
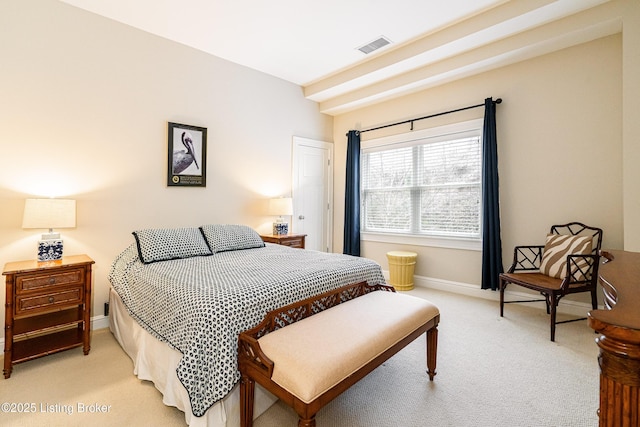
[361,119,483,248]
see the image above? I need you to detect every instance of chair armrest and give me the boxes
[564,253,600,284]
[507,245,544,273]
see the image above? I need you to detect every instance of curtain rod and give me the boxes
[356,98,502,135]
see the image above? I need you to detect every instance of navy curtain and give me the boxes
[343,130,361,256]
[481,98,504,290]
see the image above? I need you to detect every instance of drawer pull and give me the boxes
[48,296,54,303]
[49,278,56,285]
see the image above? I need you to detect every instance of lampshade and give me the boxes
[269,197,293,216]
[23,199,76,262]
[22,199,76,230]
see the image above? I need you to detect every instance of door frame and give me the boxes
[292,136,334,252]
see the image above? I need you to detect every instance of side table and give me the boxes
[3,254,94,378]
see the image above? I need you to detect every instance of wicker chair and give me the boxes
[499,222,603,341]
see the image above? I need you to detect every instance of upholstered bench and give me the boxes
[237,281,440,427]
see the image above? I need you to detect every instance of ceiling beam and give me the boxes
[313,0,621,115]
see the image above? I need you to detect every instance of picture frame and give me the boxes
[167,122,207,187]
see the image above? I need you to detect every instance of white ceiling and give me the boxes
[59,0,619,115]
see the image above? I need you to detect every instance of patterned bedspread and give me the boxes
[109,243,385,416]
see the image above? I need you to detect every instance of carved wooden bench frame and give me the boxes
[237,281,439,427]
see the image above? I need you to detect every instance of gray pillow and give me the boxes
[132,227,212,264]
[200,224,265,253]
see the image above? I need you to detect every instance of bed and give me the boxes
[108,224,385,426]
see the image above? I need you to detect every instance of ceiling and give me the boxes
[60,0,619,115]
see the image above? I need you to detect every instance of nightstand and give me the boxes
[2,254,94,379]
[260,233,306,249]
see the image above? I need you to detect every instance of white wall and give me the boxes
[622,0,640,251]
[333,34,623,298]
[0,0,333,339]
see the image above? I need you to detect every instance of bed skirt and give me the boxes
[108,288,278,427]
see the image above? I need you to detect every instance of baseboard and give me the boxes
[383,270,602,318]
[92,314,110,331]
[0,277,601,348]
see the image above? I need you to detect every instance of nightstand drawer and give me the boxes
[260,233,306,249]
[15,286,84,316]
[16,268,84,293]
[281,237,304,248]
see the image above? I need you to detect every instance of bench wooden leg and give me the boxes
[426,326,438,381]
[298,416,316,427]
[240,374,255,427]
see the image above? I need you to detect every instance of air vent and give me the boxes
[357,36,391,54]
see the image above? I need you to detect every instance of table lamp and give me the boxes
[22,198,76,261]
[269,197,293,235]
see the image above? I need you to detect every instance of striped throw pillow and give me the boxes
[539,234,592,279]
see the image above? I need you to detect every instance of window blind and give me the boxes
[362,132,481,238]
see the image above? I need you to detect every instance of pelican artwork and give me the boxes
[173,131,200,174]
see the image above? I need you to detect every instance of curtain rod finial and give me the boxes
[495,98,502,104]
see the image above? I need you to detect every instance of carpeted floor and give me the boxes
[0,287,600,427]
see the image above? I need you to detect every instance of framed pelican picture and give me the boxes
[167,122,207,187]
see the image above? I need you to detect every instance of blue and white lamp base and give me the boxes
[272,220,289,235]
[38,239,64,261]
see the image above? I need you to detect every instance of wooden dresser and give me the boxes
[260,233,306,249]
[588,250,640,426]
[3,254,94,378]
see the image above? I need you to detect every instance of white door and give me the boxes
[292,137,333,252]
